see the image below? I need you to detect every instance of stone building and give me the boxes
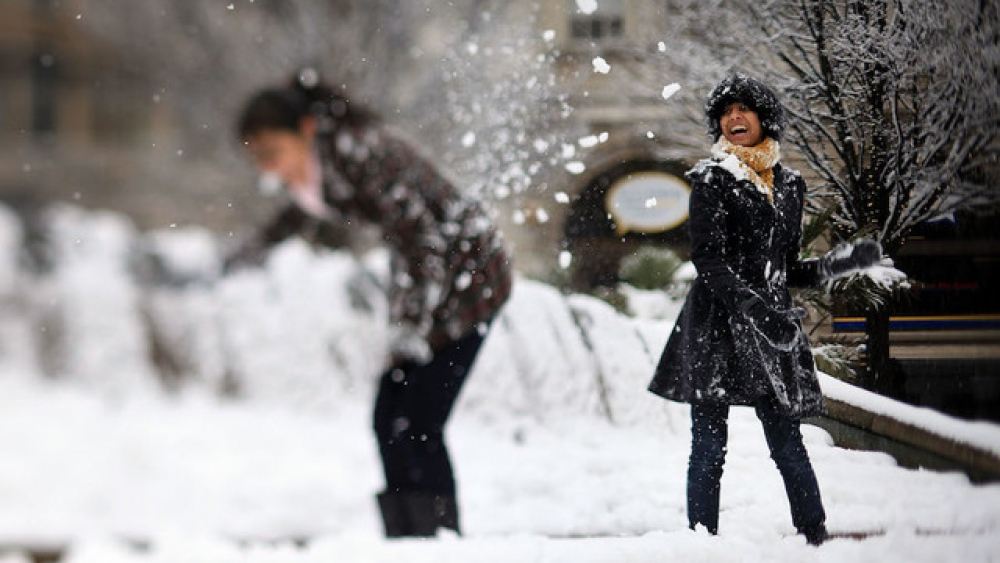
[0,0,182,222]
[486,1,709,286]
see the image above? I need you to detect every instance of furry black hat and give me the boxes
[705,73,786,142]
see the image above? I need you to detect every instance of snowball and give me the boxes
[565,161,586,174]
[461,131,476,147]
[455,271,472,291]
[579,132,608,147]
[592,57,611,74]
[661,83,681,100]
[559,250,573,269]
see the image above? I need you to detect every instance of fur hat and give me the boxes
[705,73,786,142]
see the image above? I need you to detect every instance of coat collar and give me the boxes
[690,157,787,204]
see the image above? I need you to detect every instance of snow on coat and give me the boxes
[648,156,825,419]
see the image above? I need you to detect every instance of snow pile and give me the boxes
[0,202,676,426]
[33,205,157,396]
[0,205,37,378]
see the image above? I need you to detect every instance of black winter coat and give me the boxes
[648,156,825,419]
[250,120,512,353]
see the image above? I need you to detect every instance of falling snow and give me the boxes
[575,0,599,15]
[661,83,681,100]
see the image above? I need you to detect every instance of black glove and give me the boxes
[741,296,800,352]
[818,239,882,281]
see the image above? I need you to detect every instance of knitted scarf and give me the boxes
[711,136,781,201]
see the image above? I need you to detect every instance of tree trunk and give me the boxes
[865,307,897,397]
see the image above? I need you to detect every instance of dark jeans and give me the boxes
[687,400,826,535]
[373,328,486,495]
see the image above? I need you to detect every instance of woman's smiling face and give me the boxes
[719,102,764,147]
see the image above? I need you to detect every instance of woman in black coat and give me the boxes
[232,70,511,538]
[648,73,881,545]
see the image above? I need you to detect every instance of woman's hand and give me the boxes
[818,239,883,281]
[740,296,801,352]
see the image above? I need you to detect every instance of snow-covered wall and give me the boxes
[0,203,684,430]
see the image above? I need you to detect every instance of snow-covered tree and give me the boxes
[752,0,999,252]
[749,0,1000,393]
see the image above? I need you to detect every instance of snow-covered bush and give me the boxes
[618,245,682,291]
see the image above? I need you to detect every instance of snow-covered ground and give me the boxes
[0,204,999,562]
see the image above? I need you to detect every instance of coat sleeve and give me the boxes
[688,169,762,314]
[223,204,309,271]
[785,174,822,289]
[343,128,456,336]
[257,204,311,247]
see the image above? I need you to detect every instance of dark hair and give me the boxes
[705,73,786,142]
[237,68,378,140]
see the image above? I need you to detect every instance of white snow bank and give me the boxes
[820,373,1000,458]
[0,378,997,563]
[34,205,157,396]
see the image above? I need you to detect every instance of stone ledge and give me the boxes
[808,376,1000,483]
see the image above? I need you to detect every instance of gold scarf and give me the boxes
[711,137,781,201]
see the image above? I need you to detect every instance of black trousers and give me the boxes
[688,399,826,535]
[373,328,486,495]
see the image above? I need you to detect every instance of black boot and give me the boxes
[801,523,828,546]
[433,493,461,535]
[402,492,461,537]
[376,491,412,538]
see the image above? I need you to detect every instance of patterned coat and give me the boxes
[253,119,512,354]
[648,157,825,419]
